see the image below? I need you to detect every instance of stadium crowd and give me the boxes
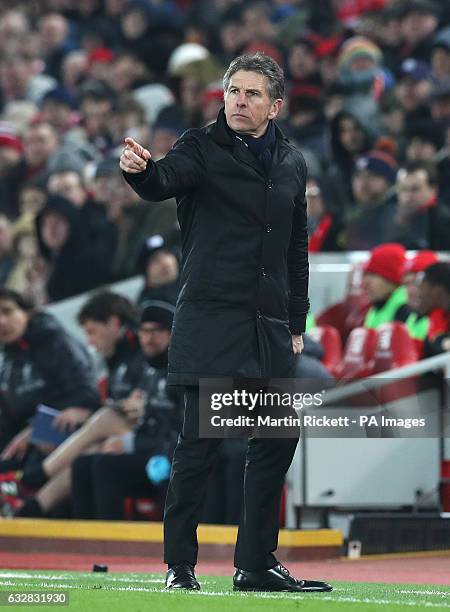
[0,0,449,520]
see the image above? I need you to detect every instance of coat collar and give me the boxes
[206,108,290,177]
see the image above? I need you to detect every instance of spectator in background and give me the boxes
[344,146,398,249]
[0,288,99,469]
[417,262,450,357]
[326,109,375,216]
[403,250,439,353]
[283,85,326,160]
[35,194,101,302]
[363,243,411,329]
[3,229,45,307]
[0,52,57,106]
[90,157,178,281]
[38,12,74,81]
[23,122,59,182]
[47,168,115,285]
[388,161,450,249]
[430,81,450,123]
[398,0,441,64]
[137,235,180,307]
[305,177,342,252]
[79,81,117,154]
[405,121,445,162]
[287,37,322,89]
[39,87,80,134]
[431,26,450,82]
[394,58,433,129]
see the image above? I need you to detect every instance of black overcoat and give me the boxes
[124,109,309,385]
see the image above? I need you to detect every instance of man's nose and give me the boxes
[236,93,247,107]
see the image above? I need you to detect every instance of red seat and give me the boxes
[308,325,342,375]
[372,322,418,374]
[334,327,378,380]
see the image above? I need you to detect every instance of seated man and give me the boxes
[0,288,100,471]
[416,262,450,357]
[362,243,411,329]
[11,301,180,518]
[402,250,438,355]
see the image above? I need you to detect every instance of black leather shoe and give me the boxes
[165,562,201,590]
[233,563,332,593]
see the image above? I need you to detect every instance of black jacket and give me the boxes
[124,109,309,384]
[106,331,147,401]
[0,312,100,445]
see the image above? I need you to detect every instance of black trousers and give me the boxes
[71,453,168,520]
[163,386,299,571]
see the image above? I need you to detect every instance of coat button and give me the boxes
[265,224,272,233]
[267,180,273,189]
[261,267,266,277]
[256,310,262,319]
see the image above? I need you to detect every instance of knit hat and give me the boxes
[364,243,406,285]
[140,300,175,331]
[403,250,438,275]
[355,149,398,184]
[337,36,383,71]
[0,122,23,153]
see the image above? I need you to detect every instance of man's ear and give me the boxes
[268,98,283,120]
[107,314,122,332]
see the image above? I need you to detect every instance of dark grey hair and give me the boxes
[223,52,285,100]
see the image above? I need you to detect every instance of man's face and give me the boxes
[352,170,389,205]
[403,271,420,310]
[0,299,29,344]
[431,95,450,122]
[24,124,58,167]
[406,138,437,162]
[396,77,431,112]
[397,169,435,212]
[41,212,70,250]
[417,278,439,315]
[146,250,178,287]
[48,172,86,207]
[363,273,395,303]
[82,316,121,358]
[138,322,171,358]
[224,70,282,137]
[288,44,317,80]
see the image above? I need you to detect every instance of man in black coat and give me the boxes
[121,52,331,593]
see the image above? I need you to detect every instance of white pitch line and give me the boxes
[1,580,450,607]
[0,572,163,584]
[397,590,450,597]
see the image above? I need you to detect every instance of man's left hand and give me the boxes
[53,407,92,433]
[292,334,304,355]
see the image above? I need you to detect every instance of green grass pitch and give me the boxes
[0,570,449,611]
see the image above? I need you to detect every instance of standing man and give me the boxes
[121,52,331,594]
